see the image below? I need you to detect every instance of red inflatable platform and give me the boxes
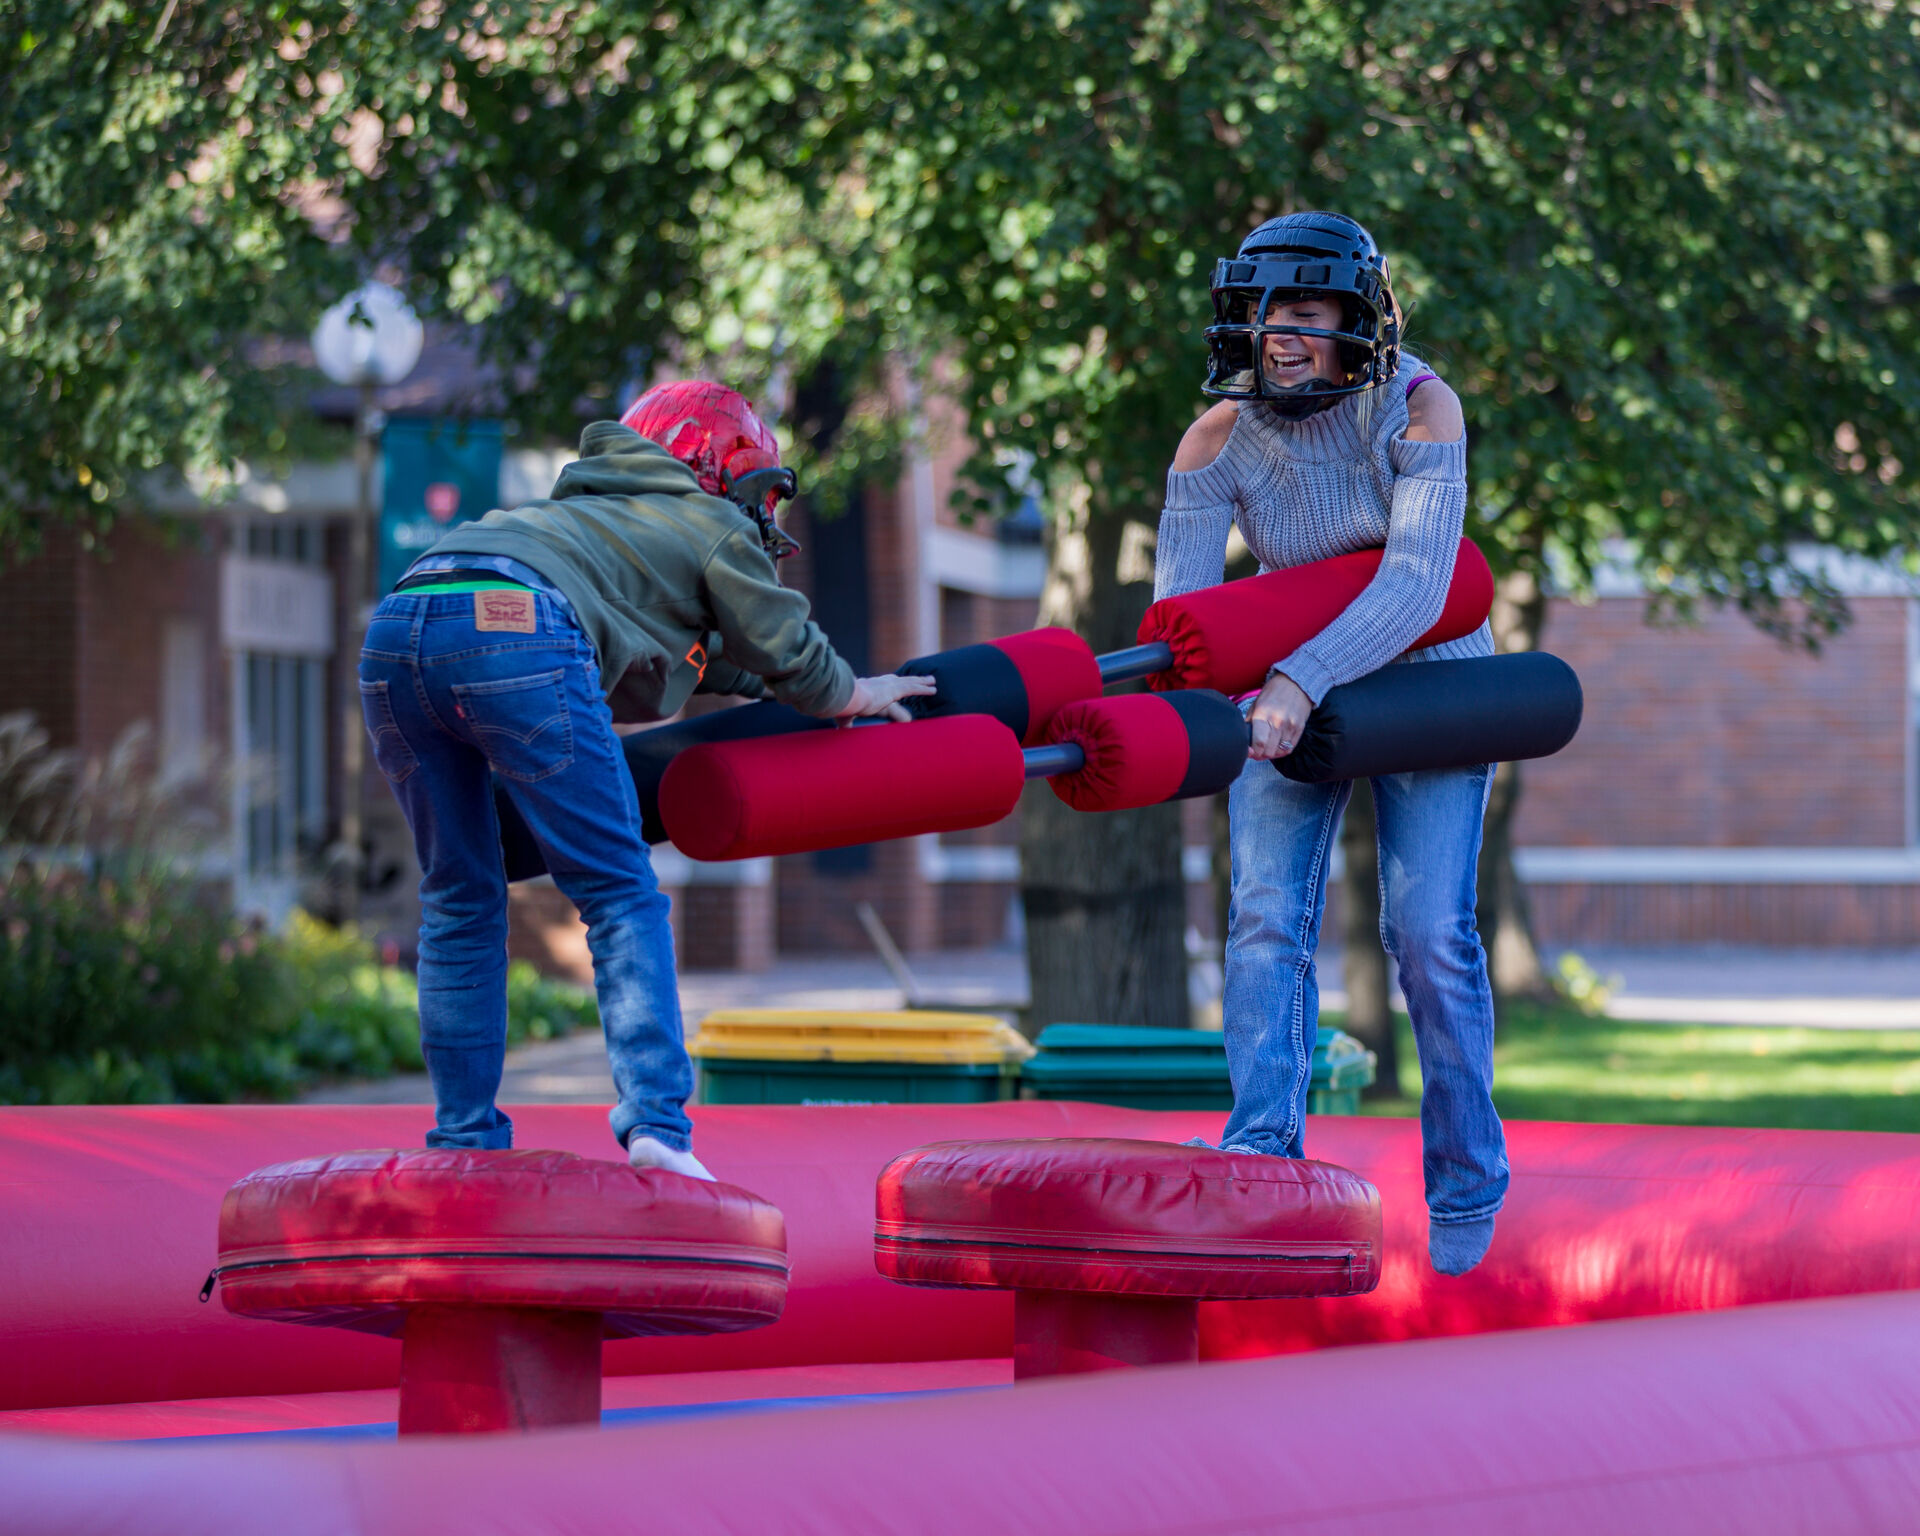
[214,1147,789,1433]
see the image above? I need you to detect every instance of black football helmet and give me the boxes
[1202,211,1401,419]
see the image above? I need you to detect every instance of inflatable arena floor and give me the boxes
[6,1100,1920,1532]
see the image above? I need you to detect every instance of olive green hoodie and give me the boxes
[423,421,855,724]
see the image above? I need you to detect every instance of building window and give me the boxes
[241,651,327,878]
[228,517,332,919]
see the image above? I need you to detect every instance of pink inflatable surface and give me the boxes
[8,1102,1920,1435]
[8,1100,1920,1530]
[8,1291,1920,1534]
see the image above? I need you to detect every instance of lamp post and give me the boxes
[311,283,423,923]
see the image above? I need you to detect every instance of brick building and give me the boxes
[4,412,1914,967]
[0,514,328,913]
[1514,571,1919,947]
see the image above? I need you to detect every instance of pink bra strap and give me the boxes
[1405,372,1439,399]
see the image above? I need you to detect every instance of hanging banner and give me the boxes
[379,417,504,594]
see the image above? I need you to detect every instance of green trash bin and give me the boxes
[1311,1030,1379,1114]
[1019,1024,1377,1114]
[688,1010,1034,1106]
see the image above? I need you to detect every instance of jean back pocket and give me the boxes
[358,679,419,785]
[450,669,575,784]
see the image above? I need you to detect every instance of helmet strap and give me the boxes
[719,463,802,560]
[752,509,802,562]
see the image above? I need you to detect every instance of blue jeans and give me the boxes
[358,583,692,1153]
[1220,757,1508,1227]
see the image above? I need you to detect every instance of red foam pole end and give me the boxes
[1042,694,1190,812]
[659,714,1027,861]
[988,628,1104,743]
[1138,536,1494,696]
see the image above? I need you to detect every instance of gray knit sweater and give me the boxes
[1153,354,1493,704]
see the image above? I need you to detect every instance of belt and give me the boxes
[393,568,531,595]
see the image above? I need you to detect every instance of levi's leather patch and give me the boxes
[473,589,536,633]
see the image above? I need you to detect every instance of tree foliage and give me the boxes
[17,1,1910,598]
[773,0,1919,631]
[340,5,820,441]
[7,2,1919,1026]
[0,2,809,544]
[755,0,1920,1021]
[3,1,361,545]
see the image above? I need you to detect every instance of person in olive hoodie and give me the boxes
[359,383,932,1179]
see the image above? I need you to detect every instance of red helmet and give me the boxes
[620,381,799,557]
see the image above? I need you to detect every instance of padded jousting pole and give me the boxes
[655,650,1585,861]
[1275,652,1584,783]
[660,691,1251,862]
[1134,536,1494,696]
[901,537,1494,716]
[496,539,1498,875]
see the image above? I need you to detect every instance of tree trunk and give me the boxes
[1021,503,1188,1033]
[1339,779,1401,1099]
[1475,570,1554,1000]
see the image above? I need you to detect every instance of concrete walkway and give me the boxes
[1550,946,1920,1030]
[301,943,1920,1109]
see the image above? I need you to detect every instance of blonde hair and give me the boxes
[1353,260,1408,441]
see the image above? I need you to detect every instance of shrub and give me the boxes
[0,714,598,1105]
[0,713,293,1104]
[278,909,425,1083]
[0,882,602,1105]
[277,910,600,1086]
[0,861,295,1104]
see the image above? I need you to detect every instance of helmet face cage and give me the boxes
[1202,214,1401,408]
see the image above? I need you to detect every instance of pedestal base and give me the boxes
[398,1305,602,1434]
[1012,1289,1200,1379]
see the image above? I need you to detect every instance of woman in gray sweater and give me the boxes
[1154,212,1507,1275]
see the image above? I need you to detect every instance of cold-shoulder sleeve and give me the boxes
[1152,446,1242,602]
[1272,434,1468,703]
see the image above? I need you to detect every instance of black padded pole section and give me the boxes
[1160,690,1252,799]
[897,642,1031,736]
[496,701,833,880]
[1276,653,1584,785]
[495,783,549,883]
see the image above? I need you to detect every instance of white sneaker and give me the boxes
[627,1135,716,1182]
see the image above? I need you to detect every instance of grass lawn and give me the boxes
[1326,998,1920,1134]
